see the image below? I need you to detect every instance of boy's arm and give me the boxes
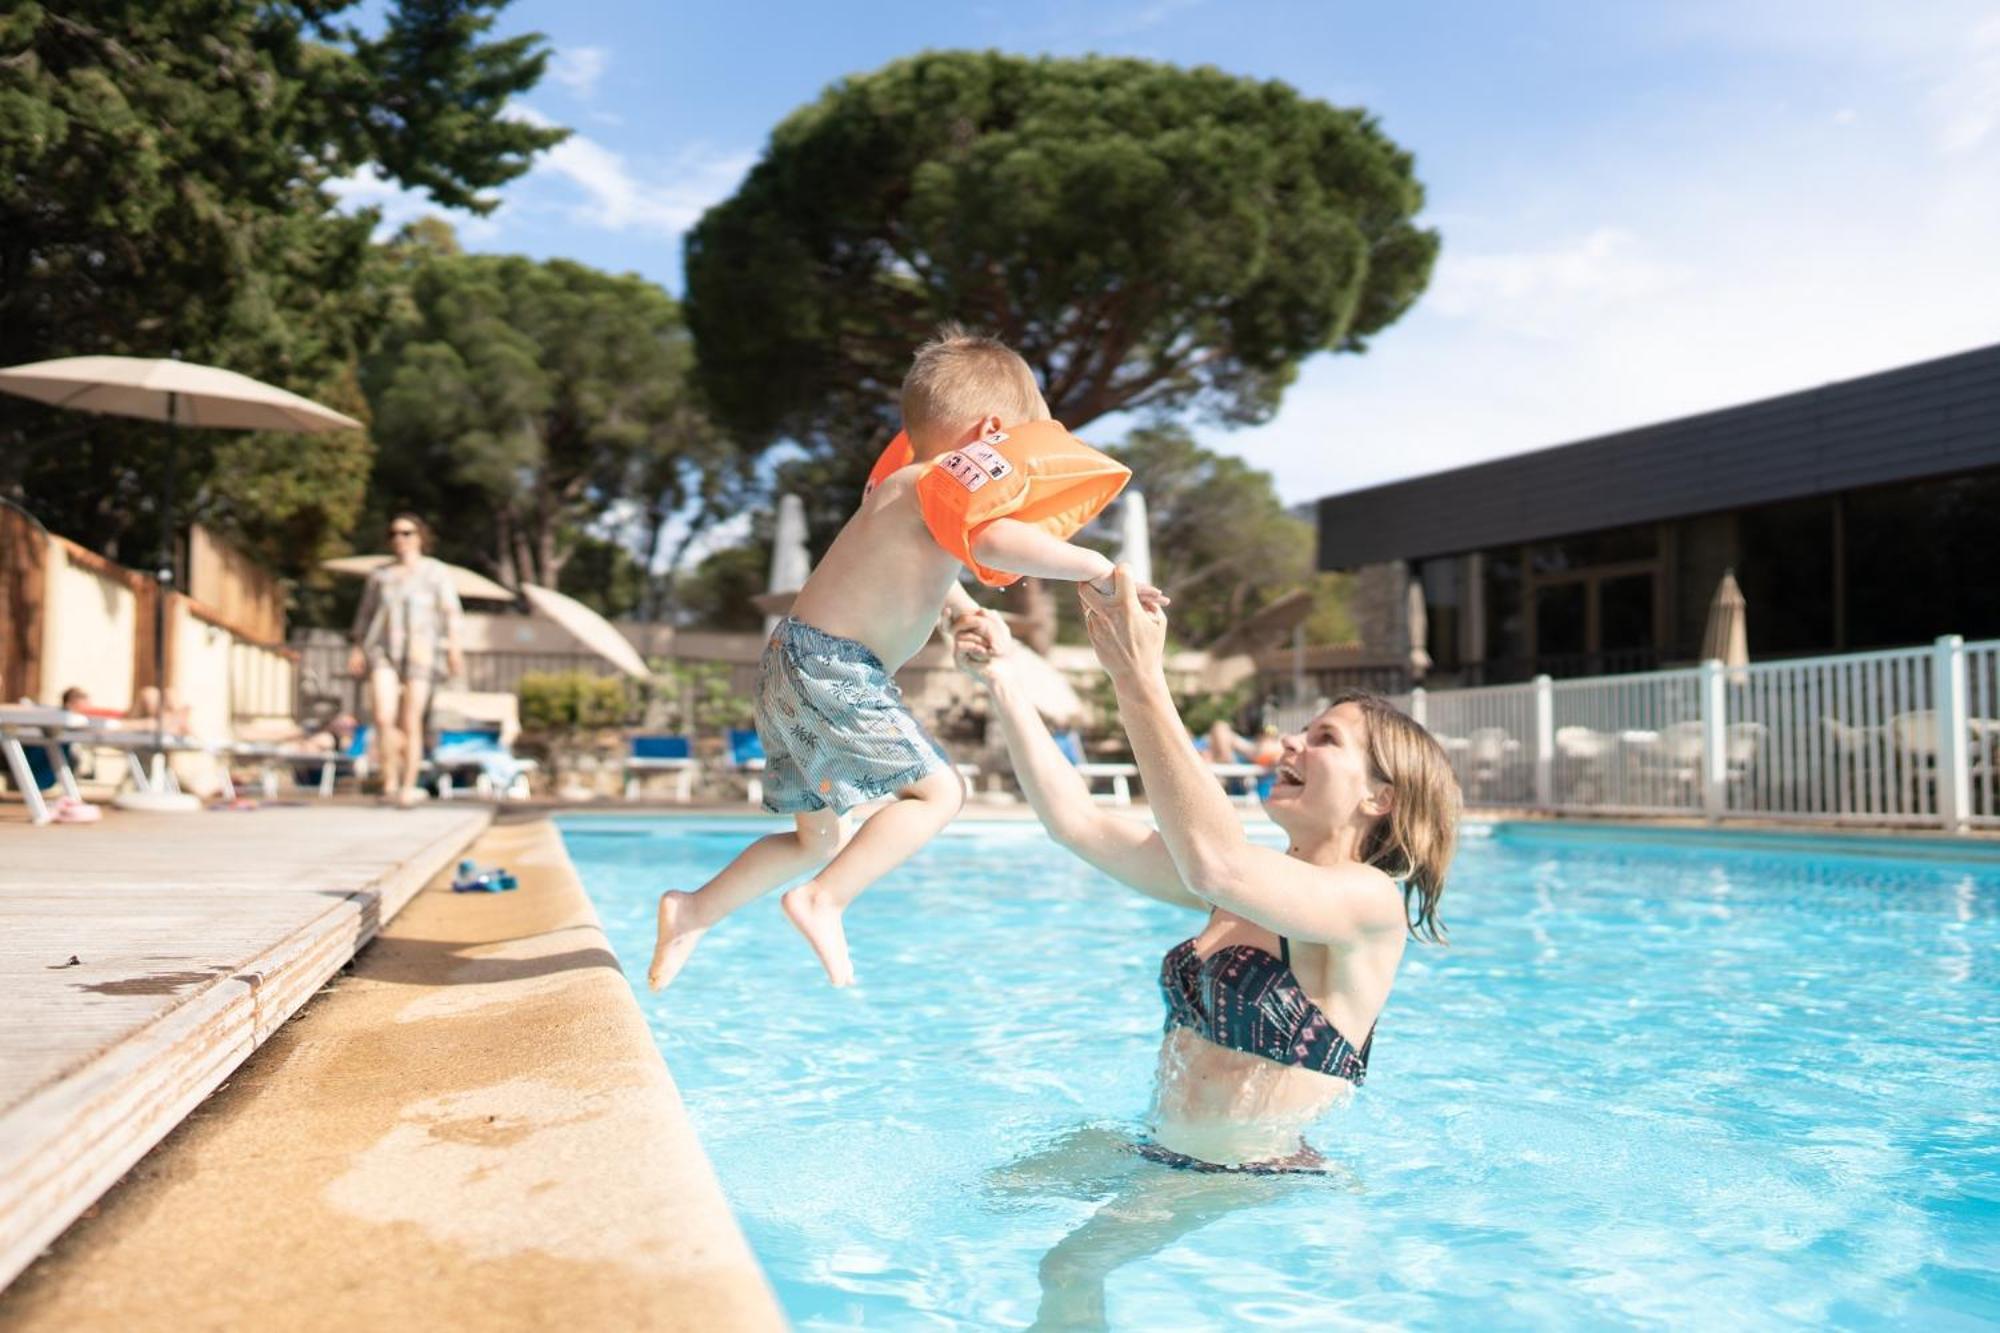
[936,580,982,642]
[969,518,1115,585]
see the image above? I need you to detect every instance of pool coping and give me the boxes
[0,815,784,1330]
[1477,816,2000,864]
[0,805,492,1295]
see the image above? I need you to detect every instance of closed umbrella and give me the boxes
[520,584,651,681]
[1118,489,1153,590]
[759,493,812,632]
[0,355,360,811]
[1702,569,1749,669]
[1407,577,1433,679]
[322,554,516,603]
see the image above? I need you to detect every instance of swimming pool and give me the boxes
[564,816,2000,1329]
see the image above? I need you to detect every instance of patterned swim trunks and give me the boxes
[754,617,951,815]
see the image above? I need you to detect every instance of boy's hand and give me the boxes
[1085,571,1171,613]
[951,608,1011,681]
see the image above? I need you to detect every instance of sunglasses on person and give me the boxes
[389,526,419,539]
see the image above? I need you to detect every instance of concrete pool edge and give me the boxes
[0,805,492,1296]
[1480,817,2000,863]
[0,816,784,1331]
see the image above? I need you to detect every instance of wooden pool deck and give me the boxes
[0,803,491,1289]
[0,813,780,1331]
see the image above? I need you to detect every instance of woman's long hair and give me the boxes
[1328,690,1461,944]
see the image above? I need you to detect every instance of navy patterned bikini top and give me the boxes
[1159,935,1373,1083]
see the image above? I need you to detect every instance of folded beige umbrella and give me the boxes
[322,554,517,603]
[520,584,651,681]
[0,355,361,812]
[1702,569,1750,669]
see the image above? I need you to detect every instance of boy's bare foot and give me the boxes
[647,891,707,991]
[781,884,855,987]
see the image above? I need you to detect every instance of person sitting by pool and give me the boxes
[123,685,193,736]
[953,571,1459,1170]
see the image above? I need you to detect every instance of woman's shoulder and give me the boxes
[1321,858,1408,928]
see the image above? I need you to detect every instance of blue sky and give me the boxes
[340,1,2000,506]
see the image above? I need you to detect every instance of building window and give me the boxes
[1845,468,2000,648]
[1734,496,1834,656]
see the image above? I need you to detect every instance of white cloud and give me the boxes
[1933,15,2000,153]
[503,104,753,238]
[1427,228,1688,338]
[325,165,501,242]
[1200,10,2000,504]
[540,137,754,236]
[549,45,609,99]
[1098,0,1202,36]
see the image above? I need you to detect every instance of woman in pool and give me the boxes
[954,568,1460,1170]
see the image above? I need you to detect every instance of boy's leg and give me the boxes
[647,806,846,990]
[782,767,965,987]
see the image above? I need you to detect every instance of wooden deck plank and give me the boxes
[0,806,490,1289]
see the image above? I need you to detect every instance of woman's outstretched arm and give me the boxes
[1080,571,1402,946]
[954,613,1202,910]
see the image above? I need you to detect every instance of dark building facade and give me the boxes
[1315,343,2000,685]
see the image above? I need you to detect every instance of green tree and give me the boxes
[362,250,743,592]
[673,539,771,632]
[685,51,1437,538]
[1099,425,1313,647]
[0,0,562,577]
[559,531,648,619]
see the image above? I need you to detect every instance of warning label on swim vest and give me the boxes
[937,441,1013,492]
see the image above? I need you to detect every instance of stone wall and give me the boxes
[1347,559,1415,661]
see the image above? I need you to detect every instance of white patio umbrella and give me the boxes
[1702,569,1750,670]
[520,583,651,681]
[1407,577,1433,679]
[322,554,517,603]
[0,355,360,811]
[1118,489,1153,590]
[759,493,812,633]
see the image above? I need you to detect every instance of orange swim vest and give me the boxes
[865,422,1131,588]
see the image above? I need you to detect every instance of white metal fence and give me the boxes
[1266,636,2000,831]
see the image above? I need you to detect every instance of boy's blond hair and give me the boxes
[900,323,1049,454]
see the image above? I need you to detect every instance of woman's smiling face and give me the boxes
[1264,702,1387,841]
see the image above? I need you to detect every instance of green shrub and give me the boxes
[518,671,638,731]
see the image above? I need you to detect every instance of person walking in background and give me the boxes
[347,513,463,807]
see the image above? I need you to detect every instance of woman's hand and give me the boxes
[346,647,366,680]
[950,608,1012,685]
[447,646,465,679]
[1078,565,1169,688]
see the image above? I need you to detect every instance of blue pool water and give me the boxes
[565,817,2000,1330]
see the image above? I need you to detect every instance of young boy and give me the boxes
[648,326,1161,989]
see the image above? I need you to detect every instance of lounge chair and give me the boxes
[288,723,370,797]
[726,727,766,806]
[1056,729,1139,806]
[624,733,698,802]
[429,726,537,800]
[0,704,86,824]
